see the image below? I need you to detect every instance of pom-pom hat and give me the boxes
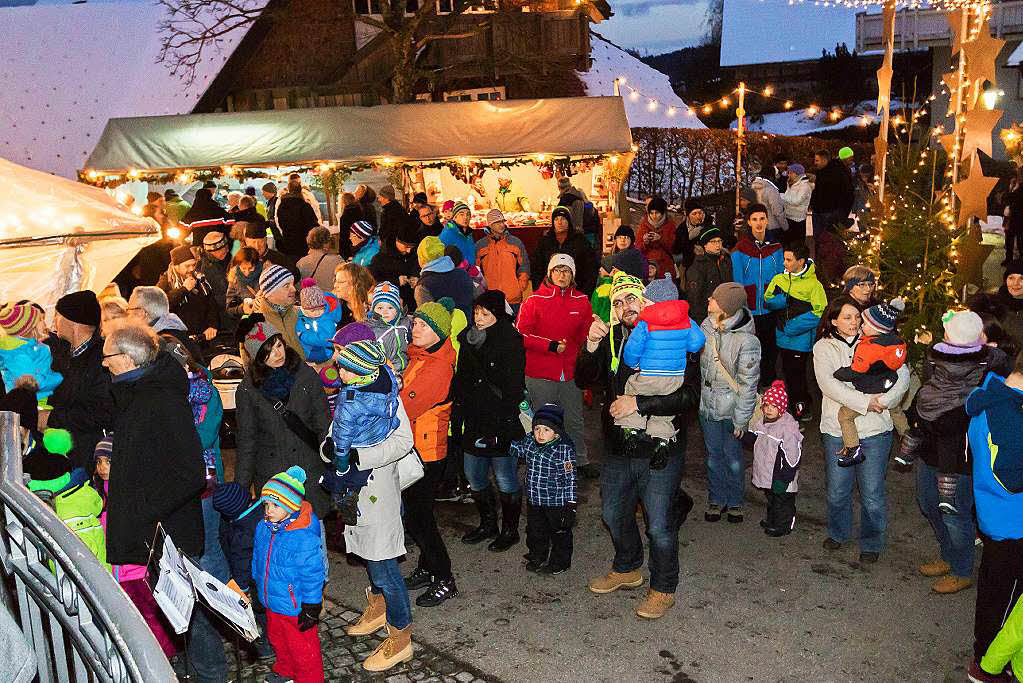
[239,465,307,518]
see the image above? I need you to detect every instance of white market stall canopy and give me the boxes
[84,97,634,173]
[0,157,158,311]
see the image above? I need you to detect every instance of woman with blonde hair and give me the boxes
[335,262,376,325]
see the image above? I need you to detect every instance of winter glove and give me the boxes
[319,436,335,465]
[297,602,322,632]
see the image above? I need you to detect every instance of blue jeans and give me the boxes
[187,497,229,683]
[600,451,685,594]
[700,417,745,508]
[463,452,520,494]
[823,431,893,553]
[916,462,976,578]
[367,559,412,630]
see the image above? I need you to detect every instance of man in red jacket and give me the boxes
[516,254,598,478]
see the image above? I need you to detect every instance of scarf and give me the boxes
[235,263,262,291]
[465,325,487,348]
[259,366,296,402]
[646,213,666,230]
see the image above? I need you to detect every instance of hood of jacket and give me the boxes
[152,312,189,332]
[54,481,104,523]
[639,299,690,327]
[733,235,782,258]
[110,351,188,406]
[421,255,455,274]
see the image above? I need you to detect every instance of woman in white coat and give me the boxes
[782,164,812,244]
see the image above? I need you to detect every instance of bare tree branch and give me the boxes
[156,0,267,85]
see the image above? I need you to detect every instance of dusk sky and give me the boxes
[595,0,712,55]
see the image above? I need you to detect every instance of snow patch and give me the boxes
[732,100,907,136]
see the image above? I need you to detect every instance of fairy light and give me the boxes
[762,86,774,96]
[784,100,793,109]
[806,105,819,116]
[720,97,731,108]
[703,104,713,114]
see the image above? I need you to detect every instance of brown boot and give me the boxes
[345,587,385,636]
[588,569,644,594]
[363,623,413,672]
[635,589,675,619]
[918,559,951,577]
[931,576,973,594]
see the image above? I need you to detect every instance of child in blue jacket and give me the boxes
[0,300,62,403]
[243,466,325,683]
[294,279,344,364]
[617,275,706,443]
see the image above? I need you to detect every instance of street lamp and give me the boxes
[981,80,1003,110]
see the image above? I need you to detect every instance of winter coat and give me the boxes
[378,201,408,248]
[531,228,597,295]
[832,332,907,394]
[916,343,995,422]
[966,373,1023,541]
[191,369,224,481]
[813,332,910,440]
[623,300,704,377]
[782,176,812,221]
[672,220,701,268]
[730,236,785,316]
[517,282,592,382]
[603,246,648,282]
[981,594,1023,681]
[0,335,62,400]
[297,248,343,292]
[165,197,191,226]
[591,275,613,324]
[254,298,306,361]
[54,481,107,568]
[996,286,1023,350]
[275,193,318,258]
[182,199,233,244]
[475,234,531,305]
[813,230,848,288]
[106,352,206,565]
[157,269,220,335]
[338,204,363,259]
[685,251,733,324]
[365,312,411,372]
[47,332,114,468]
[251,502,325,617]
[752,177,787,236]
[154,315,203,362]
[415,257,475,319]
[451,319,526,455]
[197,252,230,312]
[343,402,415,560]
[352,237,381,268]
[439,224,477,266]
[400,339,456,462]
[235,363,331,518]
[330,366,401,462]
[635,216,678,279]
[809,159,854,216]
[295,293,344,364]
[219,509,260,591]
[225,269,261,318]
[698,308,761,427]
[369,244,419,311]
[763,261,827,352]
[510,434,576,507]
[750,412,803,493]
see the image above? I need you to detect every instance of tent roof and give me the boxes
[84,97,634,173]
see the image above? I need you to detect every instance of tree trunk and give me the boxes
[390,33,417,103]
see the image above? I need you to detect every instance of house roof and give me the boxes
[0,1,250,177]
[720,0,857,67]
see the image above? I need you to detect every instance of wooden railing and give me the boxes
[857,1,1023,52]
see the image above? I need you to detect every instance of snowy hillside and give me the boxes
[580,32,705,130]
[0,2,248,177]
[731,100,904,136]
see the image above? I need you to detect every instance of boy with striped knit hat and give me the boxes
[365,282,412,372]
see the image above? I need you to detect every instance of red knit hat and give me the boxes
[762,380,788,413]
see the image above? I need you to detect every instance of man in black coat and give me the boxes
[531,207,597,294]
[369,220,420,312]
[157,245,220,341]
[809,149,854,238]
[275,178,319,259]
[241,221,300,281]
[182,188,234,245]
[197,231,231,314]
[378,184,409,247]
[44,291,114,468]
[574,274,697,619]
[415,203,444,241]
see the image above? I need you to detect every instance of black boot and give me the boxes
[461,487,498,544]
[488,492,521,552]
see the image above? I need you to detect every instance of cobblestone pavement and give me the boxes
[227,602,498,683]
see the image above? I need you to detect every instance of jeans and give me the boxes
[525,377,589,466]
[367,558,413,629]
[187,497,229,683]
[600,451,685,594]
[753,313,777,387]
[700,417,745,508]
[401,460,453,580]
[463,452,520,494]
[916,463,976,578]
[823,431,893,553]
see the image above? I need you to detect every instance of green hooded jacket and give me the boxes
[53,483,108,570]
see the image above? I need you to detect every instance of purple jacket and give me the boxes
[750,411,803,493]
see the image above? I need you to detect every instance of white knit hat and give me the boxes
[547,253,576,276]
[942,309,983,346]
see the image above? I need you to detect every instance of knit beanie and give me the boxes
[259,263,294,296]
[644,275,678,303]
[614,225,636,242]
[240,465,307,518]
[547,253,576,277]
[351,220,376,240]
[396,219,419,246]
[862,298,905,334]
[450,202,470,220]
[335,339,386,376]
[711,282,747,317]
[843,267,877,293]
[330,322,376,347]
[203,232,228,252]
[243,221,268,239]
[93,434,112,462]
[0,386,38,433]
[788,163,805,175]
[371,282,403,315]
[412,192,428,204]
[212,482,251,521]
[486,208,505,227]
[838,146,854,160]
[299,279,326,316]
[414,297,456,340]
[609,271,645,304]
[762,380,789,413]
[551,206,573,229]
[1005,261,1023,284]
[243,319,281,359]
[647,196,668,215]
[474,289,512,320]
[684,198,704,215]
[417,236,446,267]
[942,309,983,346]
[0,301,41,338]
[441,200,455,213]
[557,176,572,193]
[170,245,195,266]
[55,290,101,327]
[533,403,565,433]
[698,226,722,246]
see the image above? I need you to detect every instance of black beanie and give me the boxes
[614,225,636,242]
[684,198,704,214]
[396,217,420,246]
[55,290,100,327]
[243,221,268,239]
[1005,261,1023,283]
[647,196,668,215]
[551,206,573,229]
[170,245,195,265]
[474,289,511,320]
[532,403,565,433]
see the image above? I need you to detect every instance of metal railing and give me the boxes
[0,411,176,682]
[857,0,1023,52]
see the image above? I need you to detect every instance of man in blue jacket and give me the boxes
[730,204,784,387]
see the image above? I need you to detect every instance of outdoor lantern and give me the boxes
[981,81,1003,110]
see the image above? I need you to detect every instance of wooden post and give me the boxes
[735,82,746,217]
[876,0,897,204]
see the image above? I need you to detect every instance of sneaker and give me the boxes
[968,659,1010,682]
[704,504,722,522]
[918,559,951,577]
[403,567,431,590]
[264,674,293,683]
[537,564,569,575]
[836,445,864,467]
[524,558,546,573]
[822,537,842,550]
[938,500,960,515]
[415,578,458,607]
[764,524,792,537]
[635,589,675,619]
[588,569,644,594]
[932,575,973,594]
[726,507,743,523]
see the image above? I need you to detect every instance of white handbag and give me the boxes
[397,447,425,491]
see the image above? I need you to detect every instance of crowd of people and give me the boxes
[2,152,1023,683]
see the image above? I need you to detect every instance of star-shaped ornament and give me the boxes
[953,154,998,226]
[961,19,1005,92]
[961,107,1003,159]
[876,60,893,115]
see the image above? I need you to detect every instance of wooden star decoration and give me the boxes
[961,19,1005,92]
[939,132,957,159]
[942,72,963,116]
[953,154,998,226]
[882,0,896,44]
[873,134,888,171]
[876,60,893,115]
[961,107,1003,159]
[946,10,963,55]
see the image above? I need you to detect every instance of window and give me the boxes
[353,0,418,15]
[437,0,497,13]
[443,86,505,101]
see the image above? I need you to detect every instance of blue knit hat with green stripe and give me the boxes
[336,339,385,377]
[239,465,306,518]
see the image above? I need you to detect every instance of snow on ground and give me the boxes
[580,32,705,130]
[732,100,909,136]
[0,1,249,177]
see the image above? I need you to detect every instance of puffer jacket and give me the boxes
[916,343,995,422]
[439,223,477,266]
[352,237,381,268]
[54,481,107,569]
[400,339,456,462]
[966,373,1023,541]
[295,292,344,364]
[782,176,812,221]
[752,177,787,236]
[698,308,761,427]
[516,282,592,382]
[763,260,827,352]
[730,235,784,316]
[475,234,531,304]
[749,411,803,493]
[329,366,401,463]
[622,300,704,377]
[0,335,62,400]
[365,312,411,372]
[251,502,325,617]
